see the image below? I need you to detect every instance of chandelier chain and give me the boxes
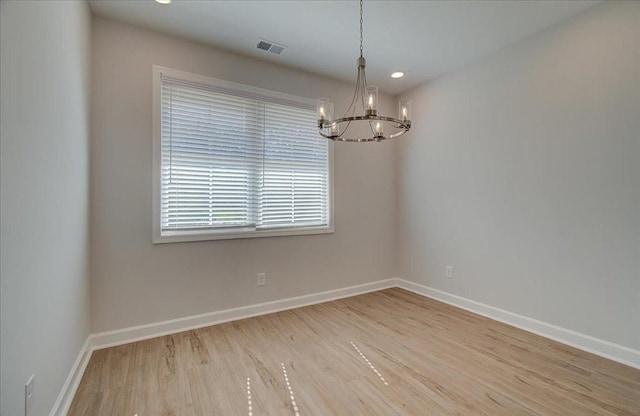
[359,0,363,57]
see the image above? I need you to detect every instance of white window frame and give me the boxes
[152,66,334,244]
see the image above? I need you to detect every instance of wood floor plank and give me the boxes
[68,288,640,415]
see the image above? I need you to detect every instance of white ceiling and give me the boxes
[88,0,601,95]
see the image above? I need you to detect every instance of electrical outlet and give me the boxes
[25,375,35,415]
[445,266,453,278]
[257,273,266,286]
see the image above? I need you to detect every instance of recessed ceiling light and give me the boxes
[155,0,171,4]
[390,71,405,79]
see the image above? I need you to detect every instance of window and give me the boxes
[152,66,333,243]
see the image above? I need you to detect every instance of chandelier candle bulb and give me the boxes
[365,86,378,115]
[330,123,339,137]
[399,99,412,122]
[375,122,383,137]
[317,98,332,122]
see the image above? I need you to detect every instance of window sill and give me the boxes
[152,224,334,244]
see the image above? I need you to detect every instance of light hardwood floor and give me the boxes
[69,288,640,415]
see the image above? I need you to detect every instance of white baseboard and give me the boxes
[396,278,640,370]
[91,278,397,350]
[52,279,395,414]
[49,336,93,416]
[52,277,639,415]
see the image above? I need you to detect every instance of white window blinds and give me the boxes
[160,74,329,235]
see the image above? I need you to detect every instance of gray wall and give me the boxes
[90,17,397,333]
[3,4,637,414]
[396,1,640,350]
[0,1,92,415]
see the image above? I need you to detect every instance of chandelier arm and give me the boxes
[353,68,362,116]
[362,65,368,91]
[345,65,360,117]
[359,67,366,111]
[340,119,352,138]
[318,130,332,139]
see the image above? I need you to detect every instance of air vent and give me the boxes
[256,39,286,55]
[257,41,271,51]
[269,45,285,55]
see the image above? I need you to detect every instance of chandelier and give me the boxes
[317,0,412,142]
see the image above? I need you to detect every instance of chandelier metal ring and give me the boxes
[318,116,411,142]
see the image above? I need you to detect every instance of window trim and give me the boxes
[152,66,334,244]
